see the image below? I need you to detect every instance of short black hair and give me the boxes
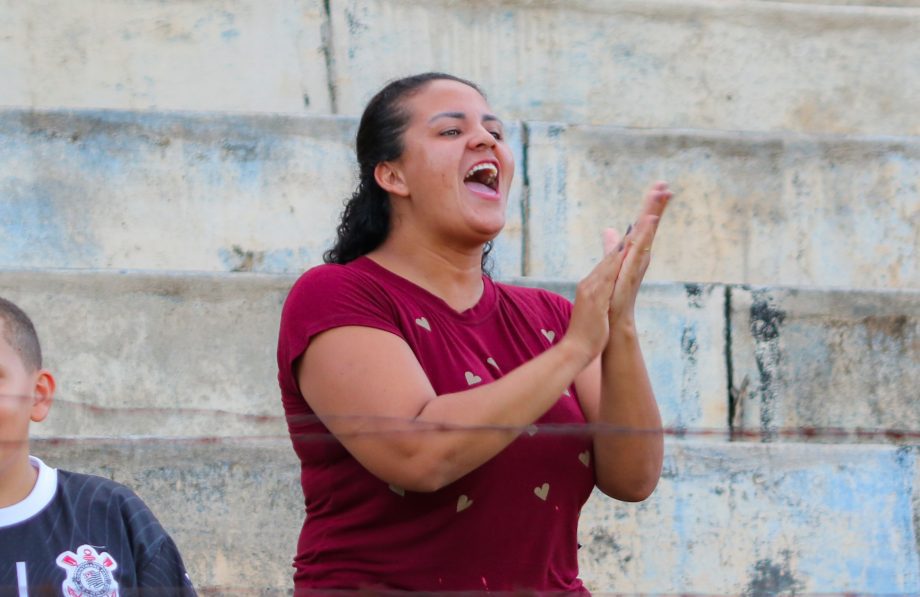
[0,297,42,372]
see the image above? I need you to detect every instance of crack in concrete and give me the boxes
[725,285,737,439]
[320,0,338,114]
[520,121,531,277]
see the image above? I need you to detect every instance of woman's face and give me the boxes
[386,79,515,248]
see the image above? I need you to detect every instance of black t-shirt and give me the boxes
[0,457,196,596]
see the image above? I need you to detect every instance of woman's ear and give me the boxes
[374,161,410,198]
[30,370,55,423]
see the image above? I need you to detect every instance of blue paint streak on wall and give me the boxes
[260,248,304,272]
[641,308,704,429]
[0,180,100,268]
[793,450,919,592]
[670,471,693,587]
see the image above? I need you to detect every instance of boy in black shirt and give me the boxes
[0,297,196,596]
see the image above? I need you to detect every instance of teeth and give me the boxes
[464,163,498,180]
[464,163,499,188]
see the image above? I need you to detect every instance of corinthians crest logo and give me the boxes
[56,545,119,597]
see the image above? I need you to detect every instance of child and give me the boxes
[0,297,196,595]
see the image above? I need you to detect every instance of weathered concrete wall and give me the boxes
[915,453,920,561]
[3,1,920,135]
[1,272,725,438]
[4,110,918,289]
[0,270,292,438]
[766,0,920,5]
[329,0,920,135]
[32,439,920,593]
[5,271,916,442]
[579,442,920,593]
[0,0,330,113]
[0,109,524,278]
[9,272,919,591]
[730,285,920,442]
[526,123,920,289]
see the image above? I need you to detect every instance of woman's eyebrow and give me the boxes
[428,112,503,126]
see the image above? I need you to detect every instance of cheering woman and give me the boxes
[277,72,671,593]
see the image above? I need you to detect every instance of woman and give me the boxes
[277,72,671,593]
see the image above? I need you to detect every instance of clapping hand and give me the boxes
[602,181,672,327]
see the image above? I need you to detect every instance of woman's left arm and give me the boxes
[574,182,671,501]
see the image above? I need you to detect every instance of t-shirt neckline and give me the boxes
[0,456,58,527]
[353,256,498,323]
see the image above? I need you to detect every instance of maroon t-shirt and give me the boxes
[277,256,595,593]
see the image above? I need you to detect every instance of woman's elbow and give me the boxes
[382,450,456,493]
[596,467,662,502]
[600,478,660,502]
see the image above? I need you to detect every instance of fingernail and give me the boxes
[625,223,633,236]
[616,240,624,253]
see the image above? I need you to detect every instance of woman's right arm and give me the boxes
[296,249,624,493]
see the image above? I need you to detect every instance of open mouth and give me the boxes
[463,162,499,195]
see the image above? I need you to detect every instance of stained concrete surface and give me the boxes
[31,439,920,594]
[730,285,920,442]
[0,0,330,114]
[329,0,920,135]
[0,109,524,279]
[525,123,920,289]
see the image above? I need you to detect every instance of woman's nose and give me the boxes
[469,126,497,149]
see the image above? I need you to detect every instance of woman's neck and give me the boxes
[368,235,485,313]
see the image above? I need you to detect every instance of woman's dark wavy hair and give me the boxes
[324,72,494,272]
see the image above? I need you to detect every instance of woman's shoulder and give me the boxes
[285,259,384,306]
[290,260,371,290]
[280,258,404,333]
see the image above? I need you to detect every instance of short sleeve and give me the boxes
[276,263,404,397]
[137,536,197,595]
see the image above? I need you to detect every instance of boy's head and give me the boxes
[0,297,55,464]
[0,297,43,373]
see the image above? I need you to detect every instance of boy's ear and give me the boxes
[30,370,55,423]
[374,161,410,198]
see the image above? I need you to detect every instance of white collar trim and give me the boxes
[0,456,58,527]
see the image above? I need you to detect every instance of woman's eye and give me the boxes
[490,131,503,140]
[440,129,461,136]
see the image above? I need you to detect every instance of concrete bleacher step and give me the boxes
[0,108,525,278]
[525,123,920,288]
[0,269,292,438]
[523,278,920,444]
[0,0,331,114]
[729,284,920,442]
[0,269,726,438]
[4,1,920,136]
[3,109,918,288]
[330,0,920,135]
[2,270,916,443]
[764,0,920,6]
[31,438,920,593]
